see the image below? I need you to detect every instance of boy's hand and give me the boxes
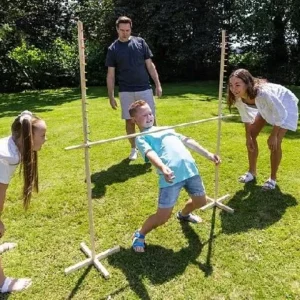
[209,154,221,165]
[162,165,175,183]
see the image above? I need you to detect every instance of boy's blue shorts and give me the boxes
[158,175,206,208]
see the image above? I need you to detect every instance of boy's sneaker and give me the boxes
[129,148,138,160]
[176,211,202,223]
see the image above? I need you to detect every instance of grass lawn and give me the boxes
[0,81,299,300]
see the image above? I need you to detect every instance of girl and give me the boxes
[0,110,47,293]
[227,68,299,190]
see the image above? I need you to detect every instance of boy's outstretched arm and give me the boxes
[145,150,175,183]
[182,137,221,165]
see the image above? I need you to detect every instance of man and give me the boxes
[105,16,162,160]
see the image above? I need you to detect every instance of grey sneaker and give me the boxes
[176,211,202,223]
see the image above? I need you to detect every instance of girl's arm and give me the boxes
[0,183,8,213]
[0,183,8,237]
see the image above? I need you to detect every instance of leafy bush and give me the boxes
[5,38,79,91]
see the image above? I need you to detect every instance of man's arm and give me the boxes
[106,67,118,109]
[145,59,162,97]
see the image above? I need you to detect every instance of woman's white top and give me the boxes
[235,83,299,131]
[255,83,299,131]
[0,136,20,184]
[234,99,258,124]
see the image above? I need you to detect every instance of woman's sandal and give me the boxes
[238,172,255,183]
[262,179,276,190]
[132,231,146,253]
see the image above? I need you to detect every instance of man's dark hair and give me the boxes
[116,16,132,28]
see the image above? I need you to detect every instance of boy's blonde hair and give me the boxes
[129,100,147,117]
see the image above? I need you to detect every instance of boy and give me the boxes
[129,100,220,252]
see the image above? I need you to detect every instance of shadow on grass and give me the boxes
[0,292,10,299]
[66,265,92,300]
[89,81,220,103]
[199,206,218,277]
[91,159,152,198]
[106,223,205,299]
[220,181,298,234]
[0,89,80,118]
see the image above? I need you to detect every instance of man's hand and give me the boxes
[109,98,118,110]
[155,85,162,97]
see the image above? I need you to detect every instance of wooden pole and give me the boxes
[201,29,234,214]
[65,21,120,278]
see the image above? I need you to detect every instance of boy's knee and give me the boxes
[193,195,207,208]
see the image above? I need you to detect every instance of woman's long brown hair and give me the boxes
[226,68,267,111]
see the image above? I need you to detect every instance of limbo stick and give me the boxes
[65,115,235,151]
[65,21,120,279]
[201,30,234,213]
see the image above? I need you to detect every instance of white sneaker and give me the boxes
[129,148,138,160]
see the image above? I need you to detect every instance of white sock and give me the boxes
[0,277,32,293]
[0,242,17,254]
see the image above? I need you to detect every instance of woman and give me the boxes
[227,69,299,190]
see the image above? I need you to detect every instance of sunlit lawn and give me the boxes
[0,81,299,299]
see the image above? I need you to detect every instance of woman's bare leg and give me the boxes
[246,115,266,176]
[270,128,287,181]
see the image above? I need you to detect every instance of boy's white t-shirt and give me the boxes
[0,136,20,184]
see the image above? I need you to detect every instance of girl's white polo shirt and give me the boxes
[0,136,20,184]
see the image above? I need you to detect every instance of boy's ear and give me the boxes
[131,117,135,124]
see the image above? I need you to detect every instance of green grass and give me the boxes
[0,81,299,300]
